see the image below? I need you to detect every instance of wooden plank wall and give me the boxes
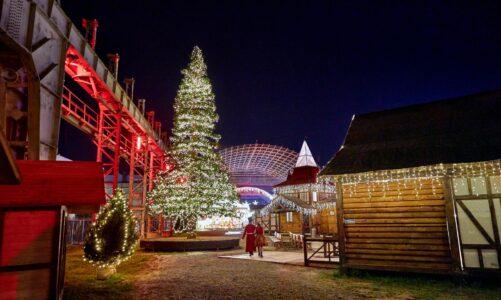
[315,209,338,234]
[279,212,302,233]
[0,209,61,299]
[341,179,453,273]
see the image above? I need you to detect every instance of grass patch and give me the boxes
[329,268,501,299]
[63,245,153,300]
[63,245,501,299]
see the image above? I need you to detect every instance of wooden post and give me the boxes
[443,175,462,273]
[335,178,346,273]
[302,213,308,266]
[485,174,501,269]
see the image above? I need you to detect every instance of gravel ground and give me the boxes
[133,250,360,300]
[64,246,501,300]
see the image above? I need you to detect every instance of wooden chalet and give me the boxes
[262,141,337,235]
[0,131,105,299]
[320,90,501,274]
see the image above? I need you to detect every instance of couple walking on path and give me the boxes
[241,218,266,257]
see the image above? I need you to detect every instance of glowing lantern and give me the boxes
[136,136,142,150]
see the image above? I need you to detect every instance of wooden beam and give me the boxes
[456,200,495,245]
[336,178,346,273]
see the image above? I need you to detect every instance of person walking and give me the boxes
[255,222,266,258]
[241,218,256,256]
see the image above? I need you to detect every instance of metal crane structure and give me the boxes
[0,0,168,236]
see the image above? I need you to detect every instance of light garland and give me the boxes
[326,159,501,199]
[262,195,317,215]
[261,194,336,216]
[273,183,336,195]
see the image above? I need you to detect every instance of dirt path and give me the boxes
[133,250,378,299]
[64,247,501,300]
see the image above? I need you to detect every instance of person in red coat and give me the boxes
[255,222,266,258]
[241,218,256,256]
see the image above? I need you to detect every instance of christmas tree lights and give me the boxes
[148,46,238,237]
[83,189,138,270]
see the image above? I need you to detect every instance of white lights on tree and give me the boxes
[147,46,239,238]
[83,189,138,270]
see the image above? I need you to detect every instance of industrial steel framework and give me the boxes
[0,0,169,236]
[220,144,298,188]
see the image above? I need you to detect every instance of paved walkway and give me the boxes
[219,251,339,267]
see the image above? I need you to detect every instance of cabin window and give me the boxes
[300,192,308,202]
[482,249,500,269]
[453,178,469,196]
[270,213,277,226]
[312,191,318,202]
[470,177,487,195]
[490,176,501,193]
[457,199,493,245]
[494,198,501,238]
[286,212,293,223]
[453,175,501,270]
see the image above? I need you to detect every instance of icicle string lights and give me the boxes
[331,160,501,198]
[273,183,336,195]
[262,195,317,216]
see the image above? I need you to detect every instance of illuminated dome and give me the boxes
[220,144,298,190]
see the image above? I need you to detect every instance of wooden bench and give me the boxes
[269,236,281,247]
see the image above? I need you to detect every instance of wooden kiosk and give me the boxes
[262,141,337,235]
[0,133,105,299]
[320,90,501,274]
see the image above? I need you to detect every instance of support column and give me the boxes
[96,104,105,163]
[142,150,155,237]
[129,134,136,206]
[111,112,122,191]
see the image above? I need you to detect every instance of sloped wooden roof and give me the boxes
[321,90,501,176]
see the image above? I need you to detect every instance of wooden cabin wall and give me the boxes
[278,212,302,233]
[0,208,65,299]
[315,209,338,234]
[339,179,453,273]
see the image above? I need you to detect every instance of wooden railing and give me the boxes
[303,235,339,266]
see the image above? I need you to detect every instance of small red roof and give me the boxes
[0,160,105,212]
[274,166,319,187]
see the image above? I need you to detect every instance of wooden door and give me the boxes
[453,176,501,271]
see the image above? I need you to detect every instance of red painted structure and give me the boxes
[0,160,105,299]
[275,166,320,187]
[62,41,169,235]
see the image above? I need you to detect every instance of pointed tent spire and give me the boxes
[295,140,317,167]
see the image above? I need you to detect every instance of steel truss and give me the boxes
[62,46,168,237]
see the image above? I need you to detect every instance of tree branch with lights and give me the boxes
[148,46,238,238]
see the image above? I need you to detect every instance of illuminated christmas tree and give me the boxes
[83,189,137,277]
[148,46,238,238]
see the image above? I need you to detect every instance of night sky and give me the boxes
[59,1,501,166]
